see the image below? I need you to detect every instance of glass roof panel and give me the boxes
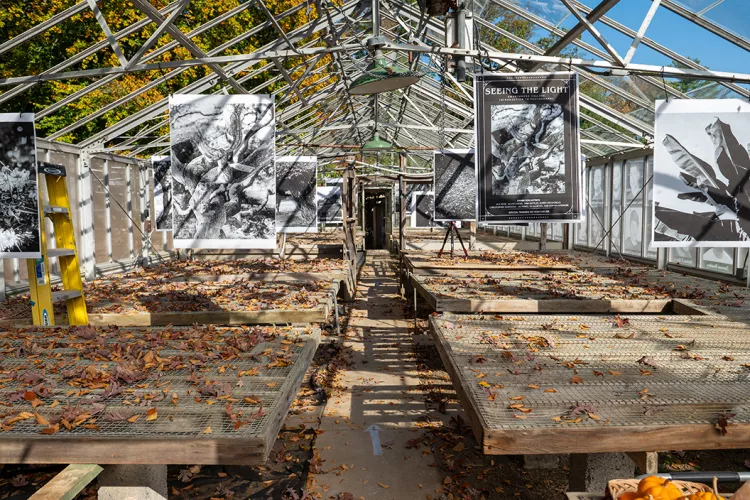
[664,0,750,42]
[506,0,572,26]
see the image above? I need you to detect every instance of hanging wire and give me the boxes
[661,66,670,101]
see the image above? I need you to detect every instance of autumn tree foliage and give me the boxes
[0,0,337,151]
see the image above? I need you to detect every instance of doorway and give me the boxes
[364,190,389,250]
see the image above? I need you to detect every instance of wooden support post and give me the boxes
[563,223,571,250]
[626,452,658,475]
[399,154,407,294]
[469,221,476,251]
[540,223,547,251]
[341,161,357,289]
[0,261,5,302]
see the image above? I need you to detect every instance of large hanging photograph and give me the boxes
[317,185,343,224]
[434,149,476,221]
[475,72,582,223]
[0,113,41,258]
[276,156,318,233]
[151,155,172,232]
[652,99,750,247]
[169,95,276,249]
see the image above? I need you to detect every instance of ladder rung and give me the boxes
[43,205,69,215]
[51,290,83,302]
[47,248,76,258]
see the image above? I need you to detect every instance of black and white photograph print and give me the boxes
[476,72,582,223]
[169,94,276,249]
[276,156,318,233]
[151,156,172,231]
[404,182,432,213]
[653,99,750,247]
[491,103,565,196]
[0,113,41,259]
[411,191,437,228]
[317,186,343,224]
[434,149,476,221]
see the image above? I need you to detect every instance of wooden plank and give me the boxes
[258,332,319,457]
[432,298,672,314]
[429,321,487,446]
[29,464,103,500]
[88,307,328,326]
[483,424,750,455]
[410,276,438,310]
[409,261,578,272]
[0,438,266,465]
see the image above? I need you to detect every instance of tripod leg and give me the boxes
[438,226,452,257]
[454,226,469,257]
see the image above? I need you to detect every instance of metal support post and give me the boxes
[77,151,96,281]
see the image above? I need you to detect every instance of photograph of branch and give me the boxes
[276,156,318,233]
[434,149,476,222]
[317,186,342,224]
[0,113,40,258]
[653,99,750,247]
[491,103,565,196]
[151,156,172,232]
[169,95,276,249]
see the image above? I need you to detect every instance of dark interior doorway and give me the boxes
[365,190,389,249]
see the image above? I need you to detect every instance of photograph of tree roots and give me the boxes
[5,0,750,499]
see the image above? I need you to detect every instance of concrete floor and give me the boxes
[307,252,444,499]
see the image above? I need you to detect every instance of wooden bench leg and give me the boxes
[626,452,658,475]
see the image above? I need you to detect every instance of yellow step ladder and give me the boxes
[26,162,88,326]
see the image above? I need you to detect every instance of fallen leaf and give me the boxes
[128,414,141,423]
[203,426,212,434]
[40,424,59,435]
[34,413,49,426]
[453,442,465,452]
[377,482,390,489]
[146,408,158,422]
[571,376,583,384]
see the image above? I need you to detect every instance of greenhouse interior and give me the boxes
[3,0,750,499]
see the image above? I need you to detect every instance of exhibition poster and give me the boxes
[169,94,276,249]
[475,72,582,223]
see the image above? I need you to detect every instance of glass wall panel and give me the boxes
[700,248,734,274]
[623,158,644,256]
[589,166,605,251]
[644,157,657,259]
[669,247,697,267]
[610,161,623,255]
